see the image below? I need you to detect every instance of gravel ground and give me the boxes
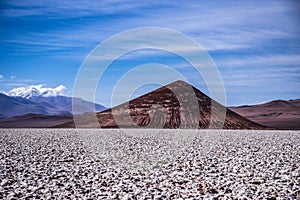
[0,129,299,199]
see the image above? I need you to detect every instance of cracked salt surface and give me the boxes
[0,129,299,199]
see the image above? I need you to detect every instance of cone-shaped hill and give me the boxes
[56,80,269,129]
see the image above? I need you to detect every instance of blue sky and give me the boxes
[0,0,299,107]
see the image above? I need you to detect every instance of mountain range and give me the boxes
[0,93,106,117]
[230,99,300,130]
[1,80,298,129]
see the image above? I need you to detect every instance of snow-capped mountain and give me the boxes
[19,87,41,99]
[4,84,66,99]
[0,85,106,117]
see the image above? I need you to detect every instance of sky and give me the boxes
[0,0,299,107]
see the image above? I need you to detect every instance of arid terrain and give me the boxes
[0,114,73,128]
[0,129,299,199]
[230,99,300,130]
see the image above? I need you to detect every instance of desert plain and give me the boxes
[0,129,299,199]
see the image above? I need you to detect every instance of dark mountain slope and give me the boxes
[57,81,268,129]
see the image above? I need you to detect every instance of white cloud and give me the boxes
[4,84,67,98]
[0,74,3,80]
[11,75,16,79]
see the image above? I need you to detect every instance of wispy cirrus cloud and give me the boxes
[217,54,300,68]
[1,0,157,18]
[0,78,37,88]
[218,54,300,86]
[1,0,299,55]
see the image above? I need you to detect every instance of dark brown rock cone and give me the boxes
[57,80,268,129]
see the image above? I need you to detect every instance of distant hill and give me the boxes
[0,93,50,117]
[57,80,268,129]
[0,113,73,128]
[230,99,300,130]
[29,95,106,115]
[0,93,106,117]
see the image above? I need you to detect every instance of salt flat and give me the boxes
[0,129,299,199]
